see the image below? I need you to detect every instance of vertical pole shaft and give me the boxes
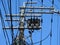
[19,7,25,45]
[19,29,24,45]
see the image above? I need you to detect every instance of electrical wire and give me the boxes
[15,0,19,38]
[25,0,34,44]
[5,0,14,42]
[44,0,60,45]
[1,0,14,45]
[57,14,60,45]
[52,0,54,7]
[15,0,17,14]
[56,0,60,44]
[33,33,50,44]
[0,9,8,45]
[5,1,12,40]
[40,0,43,45]
[30,0,34,45]
[32,1,53,44]
[0,0,7,14]
[6,0,10,13]
[50,7,52,45]
[0,9,10,45]
[9,0,14,45]
[49,0,54,45]
[4,0,10,26]
[15,0,21,39]
[56,0,60,45]
[38,0,53,45]
[57,12,59,45]
[0,0,11,45]
[10,0,19,39]
[0,0,58,44]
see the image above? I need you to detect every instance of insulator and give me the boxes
[27,18,41,30]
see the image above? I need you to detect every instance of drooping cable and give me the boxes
[0,9,8,45]
[2,0,14,44]
[50,15,53,45]
[25,0,34,44]
[2,0,14,45]
[0,9,10,45]
[47,0,60,45]
[52,0,54,7]
[4,0,14,42]
[15,0,21,38]
[33,33,50,44]
[40,0,43,45]
[57,14,59,45]
[41,0,43,6]
[5,0,12,38]
[50,0,54,45]
[29,31,33,45]
[15,0,19,38]
[15,0,17,14]
[56,0,60,44]
[0,0,7,14]
[30,0,34,45]
[0,0,11,45]
[56,1,59,45]
[6,0,10,13]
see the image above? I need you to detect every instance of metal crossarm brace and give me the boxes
[20,6,54,10]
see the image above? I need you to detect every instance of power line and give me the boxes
[57,13,59,45]
[33,33,50,44]
[40,0,43,45]
[0,9,10,45]
[0,0,11,45]
[0,0,7,14]
[52,0,54,6]
[0,9,8,45]
[0,0,60,45]
[50,0,54,45]
[15,0,17,14]
[9,0,14,45]
[6,0,10,13]
[50,13,52,45]
[5,0,14,41]
[56,0,60,45]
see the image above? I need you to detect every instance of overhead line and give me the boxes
[0,9,10,45]
[9,0,14,45]
[0,0,11,45]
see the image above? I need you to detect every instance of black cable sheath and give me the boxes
[40,0,43,45]
[6,0,10,13]
[0,0,11,45]
[33,33,50,44]
[0,9,10,45]
[9,0,14,45]
[0,9,8,45]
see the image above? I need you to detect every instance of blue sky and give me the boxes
[0,0,60,45]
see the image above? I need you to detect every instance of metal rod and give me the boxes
[20,11,60,14]
[3,27,41,29]
[20,6,54,10]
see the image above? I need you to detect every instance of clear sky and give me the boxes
[0,0,60,45]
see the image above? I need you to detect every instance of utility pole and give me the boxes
[3,0,60,45]
[19,5,25,45]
